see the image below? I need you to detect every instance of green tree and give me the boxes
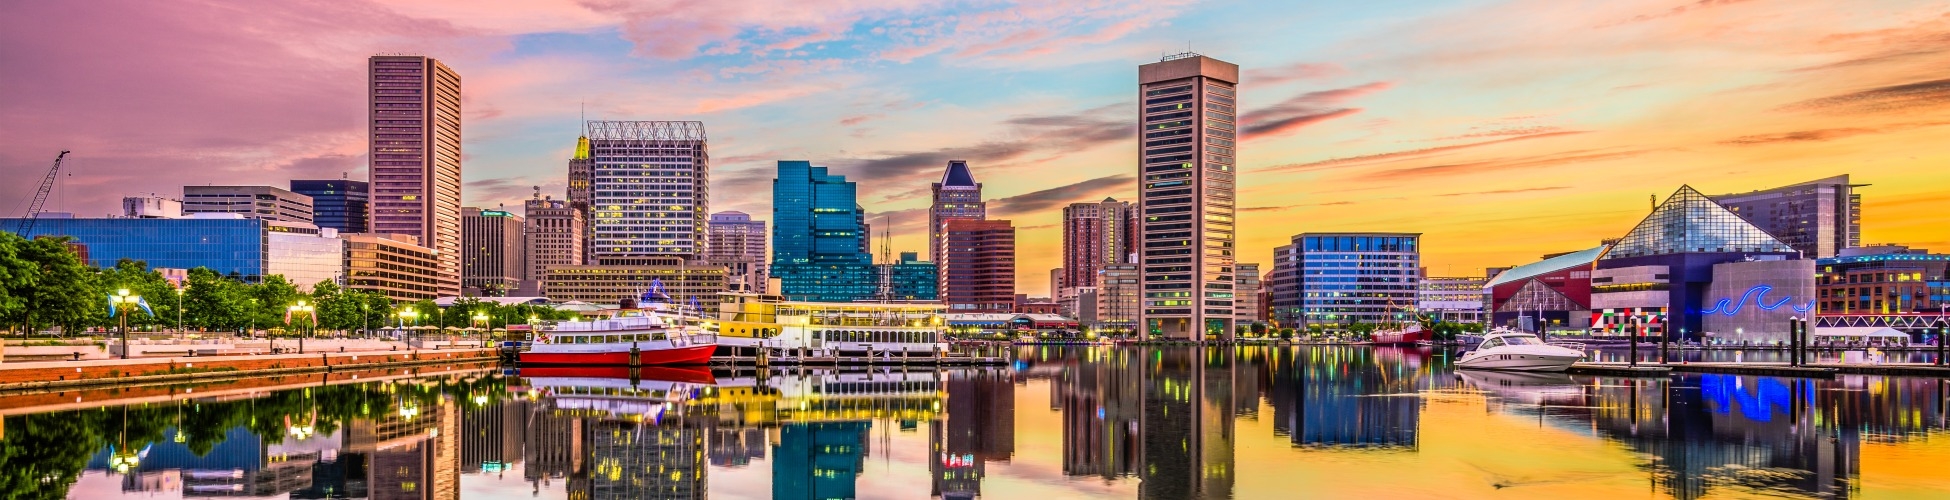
[14,236,100,336]
[185,267,247,331]
[0,232,34,334]
[249,275,303,337]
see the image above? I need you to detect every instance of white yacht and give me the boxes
[1456,332,1585,372]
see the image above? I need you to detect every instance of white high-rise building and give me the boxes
[585,121,709,260]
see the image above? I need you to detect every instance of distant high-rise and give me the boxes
[1710,175,1863,258]
[1062,198,1133,299]
[771,161,875,302]
[461,207,524,296]
[182,185,314,223]
[708,211,769,293]
[1137,53,1239,340]
[290,179,369,233]
[522,196,582,296]
[585,120,708,260]
[930,160,986,266]
[566,134,594,262]
[367,55,462,298]
[940,219,1016,311]
[1234,262,1262,325]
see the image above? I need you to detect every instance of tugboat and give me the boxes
[520,284,717,366]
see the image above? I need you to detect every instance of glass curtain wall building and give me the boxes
[290,179,370,234]
[1286,233,1422,328]
[771,161,876,302]
[1137,53,1240,340]
[3,217,341,287]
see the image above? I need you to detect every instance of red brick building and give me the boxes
[940,219,1015,312]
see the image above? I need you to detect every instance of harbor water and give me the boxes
[5,344,1949,499]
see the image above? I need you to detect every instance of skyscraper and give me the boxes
[1062,198,1133,299]
[182,185,314,223]
[1710,174,1863,258]
[930,160,986,266]
[290,179,369,233]
[566,134,594,262]
[585,120,709,260]
[1137,53,1239,340]
[707,211,769,293]
[771,161,875,302]
[521,196,582,296]
[461,206,524,296]
[940,219,1016,311]
[367,55,462,298]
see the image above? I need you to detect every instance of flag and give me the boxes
[106,294,118,318]
[135,296,156,317]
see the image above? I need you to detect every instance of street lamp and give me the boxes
[175,286,185,338]
[288,300,315,354]
[110,288,141,360]
[399,308,419,343]
[473,313,490,347]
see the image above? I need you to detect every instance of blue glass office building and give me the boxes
[290,179,370,234]
[1271,233,1422,327]
[882,251,940,301]
[3,217,340,285]
[771,161,877,302]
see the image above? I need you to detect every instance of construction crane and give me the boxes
[14,150,71,236]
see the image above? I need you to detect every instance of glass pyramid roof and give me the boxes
[1604,185,1793,259]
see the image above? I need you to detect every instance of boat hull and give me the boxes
[1371,329,1432,346]
[1456,353,1582,372]
[520,344,717,366]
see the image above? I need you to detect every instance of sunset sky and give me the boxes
[3,0,1948,295]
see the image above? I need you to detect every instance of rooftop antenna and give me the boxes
[876,214,894,301]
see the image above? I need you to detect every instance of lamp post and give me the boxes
[398,308,419,343]
[175,286,185,338]
[248,298,258,339]
[111,288,140,360]
[473,313,490,347]
[289,301,315,354]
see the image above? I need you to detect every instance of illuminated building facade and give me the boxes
[1137,53,1240,341]
[367,55,463,298]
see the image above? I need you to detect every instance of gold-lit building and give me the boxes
[343,232,443,301]
[541,257,726,314]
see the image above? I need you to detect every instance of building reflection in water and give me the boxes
[41,349,1950,499]
[1271,346,1433,449]
[521,372,711,499]
[1459,369,1950,499]
[1038,346,1265,499]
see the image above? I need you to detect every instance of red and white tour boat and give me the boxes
[520,289,717,366]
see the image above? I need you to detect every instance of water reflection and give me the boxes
[2,346,1947,498]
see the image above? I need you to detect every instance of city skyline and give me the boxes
[3,1,1949,296]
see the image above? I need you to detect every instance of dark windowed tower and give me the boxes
[1137,53,1239,341]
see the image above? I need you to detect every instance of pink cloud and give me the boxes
[0,0,495,216]
[1239,82,1393,140]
